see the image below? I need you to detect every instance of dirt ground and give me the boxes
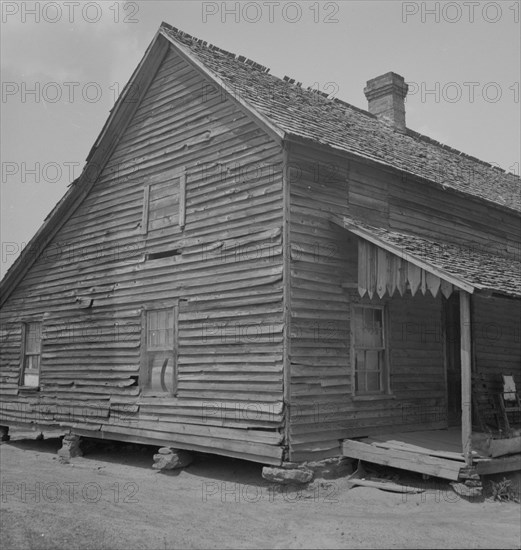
[0,429,520,550]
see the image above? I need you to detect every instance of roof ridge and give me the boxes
[405,128,520,177]
[161,23,519,180]
[161,22,270,72]
[160,22,376,116]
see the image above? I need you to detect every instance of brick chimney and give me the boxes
[364,72,408,132]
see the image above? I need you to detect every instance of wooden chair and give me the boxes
[472,374,506,434]
[498,374,521,434]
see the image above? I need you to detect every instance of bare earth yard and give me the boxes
[0,430,520,549]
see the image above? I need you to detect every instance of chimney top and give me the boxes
[364,72,408,132]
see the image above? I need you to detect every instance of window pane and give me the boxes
[26,355,40,372]
[355,350,365,371]
[365,350,380,372]
[366,370,380,392]
[352,307,386,394]
[373,309,383,346]
[355,369,366,393]
[157,311,165,347]
[354,351,364,392]
[147,309,174,350]
[25,323,41,353]
[148,351,174,392]
[149,311,158,330]
[23,356,40,386]
[166,310,174,346]
[354,307,383,348]
[353,308,364,344]
[364,310,382,347]
[24,373,39,387]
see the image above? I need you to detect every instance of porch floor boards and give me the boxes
[366,427,466,459]
[342,427,521,480]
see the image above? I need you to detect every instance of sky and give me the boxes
[1,0,520,277]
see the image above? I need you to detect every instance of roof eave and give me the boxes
[334,215,477,294]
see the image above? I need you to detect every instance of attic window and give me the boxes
[141,170,186,234]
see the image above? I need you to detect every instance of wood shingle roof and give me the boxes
[161,23,520,213]
[337,215,521,298]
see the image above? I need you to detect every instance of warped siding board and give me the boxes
[11,218,284,293]
[15,259,283,304]
[15,217,284,284]
[0,46,285,463]
[70,426,283,464]
[136,410,284,427]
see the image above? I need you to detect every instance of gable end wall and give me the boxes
[0,45,286,464]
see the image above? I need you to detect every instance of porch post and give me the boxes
[459,290,472,466]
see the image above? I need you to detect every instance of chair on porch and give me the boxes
[472,374,507,434]
[498,374,521,434]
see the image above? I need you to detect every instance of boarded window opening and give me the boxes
[20,322,42,388]
[352,306,388,395]
[141,170,186,234]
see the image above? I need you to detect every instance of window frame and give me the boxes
[19,321,43,389]
[139,303,179,397]
[140,169,186,235]
[350,304,391,397]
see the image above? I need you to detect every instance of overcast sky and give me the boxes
[1,0,520,277]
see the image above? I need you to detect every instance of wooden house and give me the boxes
[1,23,520,480]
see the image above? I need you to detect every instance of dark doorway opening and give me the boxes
[445,294,462,427]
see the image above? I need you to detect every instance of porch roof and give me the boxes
[334,215,521,298]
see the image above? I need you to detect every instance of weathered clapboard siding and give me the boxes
[472,295,521,392]
[287,142,455,461]
[286,144,351,460]
[286,139,518,461]
[0,45,286,463]
[348,156,520,260]
[2,28,519,468]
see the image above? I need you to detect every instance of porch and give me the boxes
[334,215,521,480]
[342,427,521,481]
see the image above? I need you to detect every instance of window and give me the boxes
[140,307,177,394]
[20,322,42,388]
[141,170,186,234]
[352,306,388,395]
